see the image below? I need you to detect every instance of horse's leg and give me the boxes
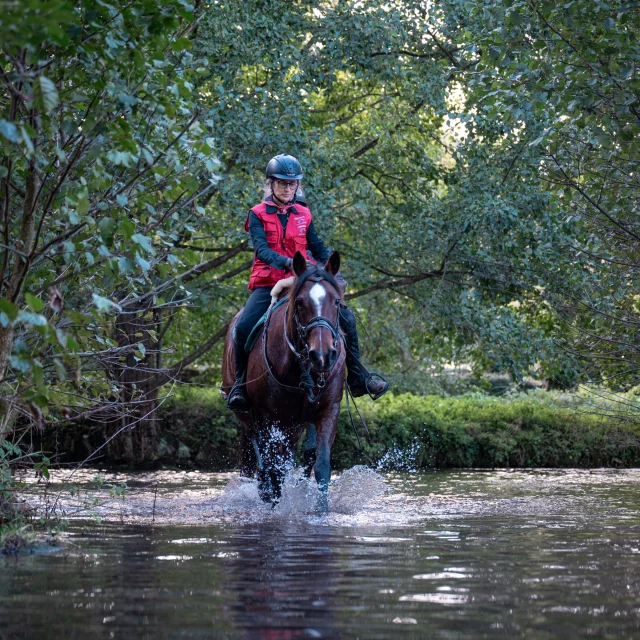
[239,418,257,477]
[302,423,317,476]
[255,422,296,505]
[313,408,339,512]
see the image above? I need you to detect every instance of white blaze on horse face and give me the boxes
[309,282,326,317]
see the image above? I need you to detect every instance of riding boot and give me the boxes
[341,308,390,400]
[227,341,250,412]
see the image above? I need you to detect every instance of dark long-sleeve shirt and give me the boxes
[248,208,330,270]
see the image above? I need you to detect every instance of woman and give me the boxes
[227,154,389,412]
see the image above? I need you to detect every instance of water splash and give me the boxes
[275,469,324,516]
[329,466,390,514]
[215,476,271,517]
[212,466,390,520]
[376,439,424,472]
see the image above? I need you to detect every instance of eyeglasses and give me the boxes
[273,179,298,189]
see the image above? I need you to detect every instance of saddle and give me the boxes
[242,297,287,355]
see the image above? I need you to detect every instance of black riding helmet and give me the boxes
[266,154,304,181]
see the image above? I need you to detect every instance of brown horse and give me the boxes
[222,251,346,507]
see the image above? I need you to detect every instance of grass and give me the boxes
[0,520,38,554]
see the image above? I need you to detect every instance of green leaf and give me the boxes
[118,256,133,273]
[0,299,19,322]
[20,125,34,154]
[76,196,90,216]
[33,361,44,390]
[53,359,67,382]
[9,356,31,373]
[136,254,151,271]
[99,216,116,240]
[620,66,634,80]
[17,311,48,326]
[24,293,44,312]
[55,328,67,348]
[132,233,155,254]
[37,75,59,113]
[172,37,192,52]
[92,293,122,313]
[0,120,19,142]
[120,218,135,242]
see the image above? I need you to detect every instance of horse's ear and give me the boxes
[325,251,340,276]
[292,251,307,277]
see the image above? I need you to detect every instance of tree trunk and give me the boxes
[105,303,161,464]
[0,169,39,381]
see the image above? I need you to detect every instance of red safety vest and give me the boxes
[245,200,313,290]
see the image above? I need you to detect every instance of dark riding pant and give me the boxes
[234,287,273,347]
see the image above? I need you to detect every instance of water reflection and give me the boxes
[222,523,341,639]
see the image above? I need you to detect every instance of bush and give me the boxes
[157,388,640,470]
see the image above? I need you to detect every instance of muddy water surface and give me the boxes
[2,468,640,638]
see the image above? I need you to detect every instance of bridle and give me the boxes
[285,302,341,361]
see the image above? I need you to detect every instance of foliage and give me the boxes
[163,0,578,387]
[333,391,640,469]
[1,520,38,555]
[0,0,223,462]
[152,387,640,470]
[445,0,640,390]
[157,387,239,468]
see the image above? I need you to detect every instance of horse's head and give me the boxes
[289,250,342,373]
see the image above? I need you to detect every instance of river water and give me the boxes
[2,468,640,638]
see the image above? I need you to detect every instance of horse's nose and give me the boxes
[308,348,324,369]
[309,347,337,371]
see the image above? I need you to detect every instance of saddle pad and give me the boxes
[244,297,288,355]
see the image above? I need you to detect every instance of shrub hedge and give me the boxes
[158,388,640,470]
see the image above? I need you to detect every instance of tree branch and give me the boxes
[150,321,230,390]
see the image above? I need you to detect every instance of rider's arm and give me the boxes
[306,221,330,263]
[248,212,291,271]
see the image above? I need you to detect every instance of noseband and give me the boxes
[291,308,341,354]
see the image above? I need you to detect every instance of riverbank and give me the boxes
[157,388,640,470]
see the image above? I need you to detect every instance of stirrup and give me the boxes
[364,372,389,401]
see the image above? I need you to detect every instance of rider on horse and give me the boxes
[227,154,390,412]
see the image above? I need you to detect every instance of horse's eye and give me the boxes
[295,298,302,308]
[335,298,341,306]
